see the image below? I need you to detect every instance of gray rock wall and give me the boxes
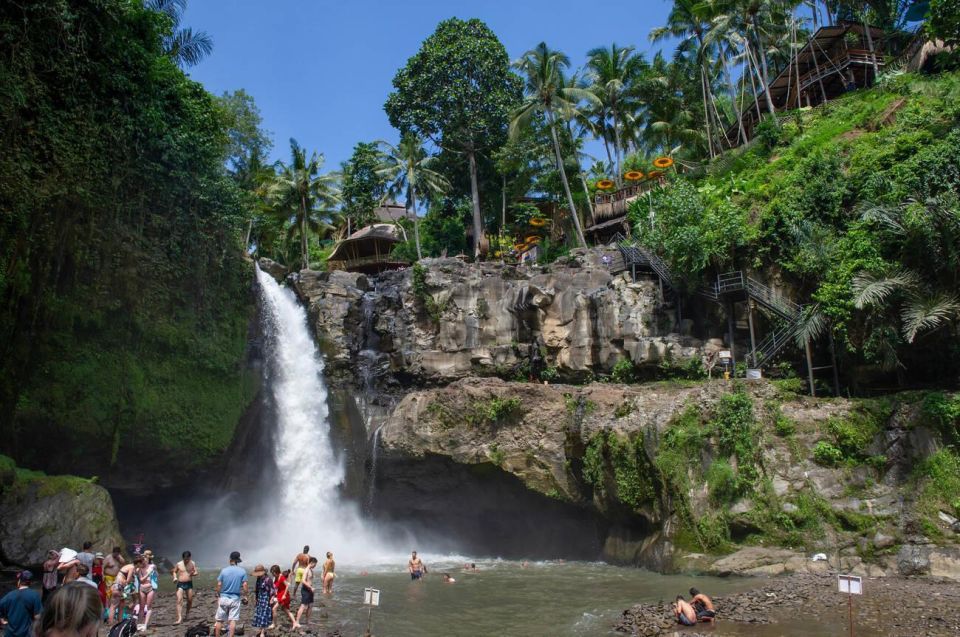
[291,253,704,388]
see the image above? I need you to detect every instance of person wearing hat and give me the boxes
[214,551,248,637]
[0,571,42,637]
[250,565,274,637]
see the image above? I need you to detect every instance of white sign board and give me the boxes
[838,574,862,595]
[363,588,381,606]
[746,368,762,380]
[718,350,732,360]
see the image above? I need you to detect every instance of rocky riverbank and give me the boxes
[614,573,960,636]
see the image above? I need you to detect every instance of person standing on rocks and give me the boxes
[214,552,249,637]
[57,548,81,585]
[108,557,140,626]
[172,550,199,624]
[294,557,317,629]
[689,587,716,621]
[41,551,60,603]
[269,566,296,630]
[0,571,42,637]
[250,565,273,637]
[673,595,697,627]
[102,547,126,605]
[289,546,310,599]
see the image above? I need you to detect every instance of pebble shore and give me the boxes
[614,573,960,636]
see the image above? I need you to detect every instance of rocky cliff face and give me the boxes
[374,378,960,577]
[289,251,710,389]
[0,460,124,566]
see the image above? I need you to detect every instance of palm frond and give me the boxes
[901,293,960,343]
[793,305,828,349]
[851,269,921,309]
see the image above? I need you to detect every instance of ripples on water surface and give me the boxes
[194,557,777,636]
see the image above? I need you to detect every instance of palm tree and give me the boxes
[146,0,214,67]
[377,133,451,260]
[268,139,340,270]
[511,43,598,249]
[585,44,647,185]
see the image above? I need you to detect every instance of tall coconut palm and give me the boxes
[511,43,598,249]
[146,0,213,67]
[268,139,340,270]
[377,133,451,260]
[586,44,647,185]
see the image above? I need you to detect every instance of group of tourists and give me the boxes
[211,545,337,637]
[0,571,102,637]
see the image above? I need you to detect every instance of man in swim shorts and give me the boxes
[689,587,716,621]
[173,550,199,624]
[290,545,310,598]
[674,595,697,626]
[103,546,126,604]
[321,552,335,595]
[294,557,317,627]
[408,551,426,581]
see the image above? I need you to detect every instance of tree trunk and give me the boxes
[579,172,595,225]
[612,102,623,185]
[752,14,778,117]
[300,193,309,271]
[467,148,485,258]
[408,183,422,261]
[548,110,587,249]
[701,66,715,158]
[745,41,764,122]
[244,218,253,253]
[501,174,507,263]
[863,18,879,79]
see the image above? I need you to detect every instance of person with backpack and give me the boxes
[0,571,42,637]
[214,552,248,637]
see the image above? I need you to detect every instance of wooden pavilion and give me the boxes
[586,174,668,245]
[734,21,890,139]
[326,223,408,274]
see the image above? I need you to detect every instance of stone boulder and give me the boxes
[0,472,124,567]
[257,257,289,283]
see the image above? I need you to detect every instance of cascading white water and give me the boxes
[251,265,394,563]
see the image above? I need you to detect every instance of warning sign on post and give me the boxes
[363,588,381,606]
[838,574,862,595]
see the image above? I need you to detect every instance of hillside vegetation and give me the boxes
[633,71,960,385]
[0,2,256,482]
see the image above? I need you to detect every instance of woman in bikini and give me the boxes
[109,558,141,626]
[136,556,157,629]
[321,552,336,595]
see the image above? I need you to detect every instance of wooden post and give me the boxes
[848,589,854,637]
[805,338,816,397]
[747,300,758,367]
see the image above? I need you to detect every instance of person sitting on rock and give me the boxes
[673,595,697,626]
[689,587,716,622]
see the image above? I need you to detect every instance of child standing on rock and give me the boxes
[269,566,297,629]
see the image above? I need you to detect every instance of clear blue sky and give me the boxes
[183,0,675,170]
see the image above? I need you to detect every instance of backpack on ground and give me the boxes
[184,622,210,637]
[108,618,138,637]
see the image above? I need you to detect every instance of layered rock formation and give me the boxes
[290,251,708,388]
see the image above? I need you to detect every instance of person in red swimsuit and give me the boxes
[269,566,297,629]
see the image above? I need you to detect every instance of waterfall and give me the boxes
[250,265,390,563]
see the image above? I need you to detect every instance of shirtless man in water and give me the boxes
[673,595,697,626]
[294,557,317,627]
[290,546,310,598]
[321,552,335,595]
[172,550,200,624]
[407,551,426,581]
